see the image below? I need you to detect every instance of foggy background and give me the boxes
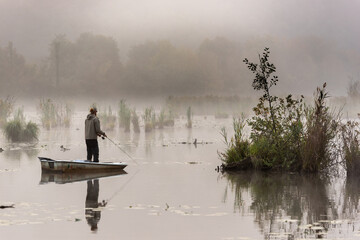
[0,0,359,99]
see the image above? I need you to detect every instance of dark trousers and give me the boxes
[86,139,99,162]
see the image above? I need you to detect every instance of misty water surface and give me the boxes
[0,112,360,239]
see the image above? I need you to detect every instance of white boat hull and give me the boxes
[39,157,127,172]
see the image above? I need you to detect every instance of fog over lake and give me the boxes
[1,1,360,239]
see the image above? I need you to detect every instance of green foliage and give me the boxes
[220,48,339,173]
[244,47,278,133]
[218,116,250,168]
[248,94,305,170]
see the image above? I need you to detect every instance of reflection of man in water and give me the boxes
[85,180,101,232]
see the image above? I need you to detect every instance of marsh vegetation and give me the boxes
[4,107,39,142]
[219,48,344,173]
[0,97,14,128]
[38,99,73,129]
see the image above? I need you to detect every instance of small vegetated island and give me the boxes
[219,48,359,175]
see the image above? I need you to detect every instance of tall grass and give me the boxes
[98,106,117,131]
[143,107,155,132]
[38,98,58,129]
[340,121,360,176]
[4,108,39,142]
[39,99,73,129]
[186,106,192,128]
[157,109,165,129]
[59,103,72,128]
[0,97,14,128]
[301,84,340,172]
[131,109,140,133]
[218,115,251,169]
[118,99,127,128]
[164,107,175,127]
[123,107,131,132]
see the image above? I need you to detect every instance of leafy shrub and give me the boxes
[220,48,340,173]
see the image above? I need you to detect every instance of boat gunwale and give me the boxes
[38,157,127,167]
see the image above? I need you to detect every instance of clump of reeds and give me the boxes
[164,108,175,127]
[98,106,117,131]
[143,107,155,132]
[131,109,140,133]
[302,83,340,172]
[157,109,165,129]
[186,106,192,128]
[118,99,128,128]
[4,107,39,142]
[38,98,59,129]
[59,103,72,128]
[123,107,131,132]
[117,100,132,132]
[340,121,360,176]
[218,115,251,169]
[0,97,14,128]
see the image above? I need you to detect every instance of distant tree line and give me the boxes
[0,34,247,97]
[0,33,359,98]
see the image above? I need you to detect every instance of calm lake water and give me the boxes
[1,112,360,239]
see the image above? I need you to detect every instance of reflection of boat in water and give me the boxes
[38,157,127,172]
[40,169,127,184]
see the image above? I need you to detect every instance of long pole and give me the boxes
[104,136,138,165]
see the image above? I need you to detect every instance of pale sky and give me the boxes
[1,0,358,59]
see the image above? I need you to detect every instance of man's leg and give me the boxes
[86,140,92,161]
[93,140,99,162]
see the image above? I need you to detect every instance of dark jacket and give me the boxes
[85,114,105,139]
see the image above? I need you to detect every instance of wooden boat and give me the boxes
[40,169,127,184]
[39,157,127,172]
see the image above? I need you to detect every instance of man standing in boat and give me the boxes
[85,107,106,162]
